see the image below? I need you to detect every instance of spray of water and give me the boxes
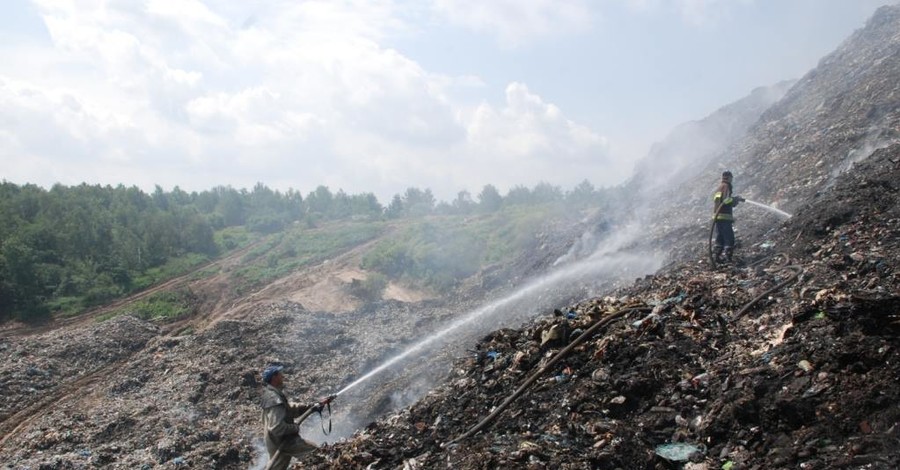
[247,437,269,470]
[743,199,792,218]
[333,224,660,397]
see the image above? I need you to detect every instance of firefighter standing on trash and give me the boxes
[260,365,325,470]
[712,171,744,263]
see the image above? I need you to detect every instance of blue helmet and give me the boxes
[262,365,284,384]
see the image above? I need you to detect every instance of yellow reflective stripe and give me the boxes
[723,197,733,205]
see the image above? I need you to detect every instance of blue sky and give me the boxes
[0,0,891,202]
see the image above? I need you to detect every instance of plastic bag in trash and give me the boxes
[654,442,705,461]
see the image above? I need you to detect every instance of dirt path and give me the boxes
[0,240,266,340]
[0,242,267,450]
[0,223,437,454]
[195,235,426,330]
[0,359,127,451]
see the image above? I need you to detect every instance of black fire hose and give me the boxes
[318,400,333,436]
[446,306,650,446]
[294,394,336,433]
[730,262,803,323]
[708,205,722,269]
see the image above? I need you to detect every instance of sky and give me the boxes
[0,0,892,203]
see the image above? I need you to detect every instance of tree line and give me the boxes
[0,179,609,322]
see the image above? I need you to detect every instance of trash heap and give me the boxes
[0,316,159,427]
[298,147,899,469]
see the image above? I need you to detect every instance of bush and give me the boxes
[101,289,196,322]
[247,214,286,234]
[83,282,124,307]
[348,273,388,301]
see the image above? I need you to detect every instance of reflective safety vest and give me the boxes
[713,182,735,221]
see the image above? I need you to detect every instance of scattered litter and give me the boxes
[655,442,706,462]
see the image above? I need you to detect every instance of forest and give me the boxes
[0,179,611,322]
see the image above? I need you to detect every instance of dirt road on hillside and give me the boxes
[0,241,267,340]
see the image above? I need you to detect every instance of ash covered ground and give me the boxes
[300,145,899,469]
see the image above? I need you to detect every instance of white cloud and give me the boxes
[677,0,754,26]
[626,0,754,26]
[0,0,612,202]
[625,0,663,12]
[146,0,228,30]
[458,82,610,193]
[478,82,608,163]
[433,0,592,47]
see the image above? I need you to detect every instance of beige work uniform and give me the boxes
[261,384,317,470]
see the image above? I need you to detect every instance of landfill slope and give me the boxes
[651,4,900,267]
[302,144,899,469]
[296,6,900,470]
[0,210,602,468]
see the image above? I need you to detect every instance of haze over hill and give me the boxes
[2,3,900,470]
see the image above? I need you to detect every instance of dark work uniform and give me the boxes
[713,179,739,261]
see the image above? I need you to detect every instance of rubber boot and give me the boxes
[713,246,724,263]
[723,247,733,263]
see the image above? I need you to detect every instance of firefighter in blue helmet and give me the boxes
[712,171,745,263]
[260,365,324,470]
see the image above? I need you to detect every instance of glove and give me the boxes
[311,394,335,412]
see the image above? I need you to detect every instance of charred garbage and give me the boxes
[299,146,900,469]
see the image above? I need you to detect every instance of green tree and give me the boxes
[385,194,404,219]
[452,190,475,214]
[217,187,246,226]
[403,187,435,217]
[478,184,502,213]
[531,182,563,203]
[505,185,532,206]
[152,185,169,210]
[350,192,383,218]
[331,190,352,219]
[305,185,334,216]
[567,179,596,206]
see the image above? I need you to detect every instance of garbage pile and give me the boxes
[297,146,899,469]
[0,316,159,428]
[0,295,513,469]
[651,4,900,253]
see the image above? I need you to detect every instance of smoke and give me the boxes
[826,127,897,189]
[552,229,601,266]
[629,81,794,204]
[311,220,663,441]
[247,437,268,470]
[275,82,796,442]
[389,376,435,411]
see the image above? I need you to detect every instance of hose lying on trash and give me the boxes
[730,257,803,323]
[446,305,651,446]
